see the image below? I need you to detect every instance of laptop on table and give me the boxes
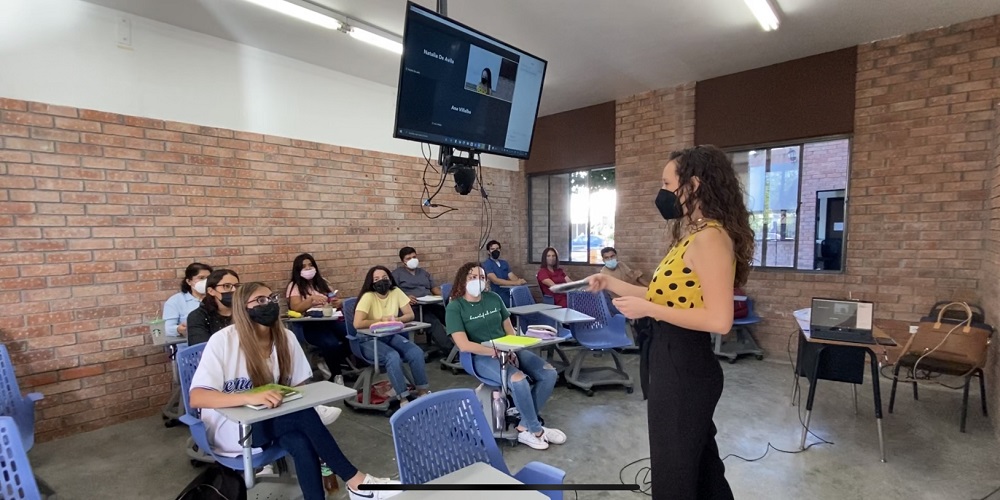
[809,298,875,344]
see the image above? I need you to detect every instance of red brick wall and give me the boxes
[0,98,520,441]
[986,104,1000,436]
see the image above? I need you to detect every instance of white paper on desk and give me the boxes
[416,295,442,303]
[856,303,874,330]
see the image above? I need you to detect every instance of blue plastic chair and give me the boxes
[565,291,634,396]
[438,284,466,374]
[0,416,41,500]
[713,298,765,363]
[390,388,565,500]
[341,297,415,415]
[440,283,452,306]
[176,343,289,487]
[0,345,42,452]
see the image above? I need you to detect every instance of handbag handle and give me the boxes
[934,301,972,333]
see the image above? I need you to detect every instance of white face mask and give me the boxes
[300,268,317,280]
[406,258,419,270]
[193,279,207,295]
[466,279,486,298]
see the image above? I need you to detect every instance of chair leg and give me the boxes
[978,370,988,417]
[912,379,918,401]
[961,376,971,433]
[888,364,900,413]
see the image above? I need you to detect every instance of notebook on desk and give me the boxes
[809,298,876,344]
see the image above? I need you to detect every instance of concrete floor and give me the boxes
[31,351,1000,500]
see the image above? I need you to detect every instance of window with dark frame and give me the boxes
[528,166,616,265]
[728,137,850,272]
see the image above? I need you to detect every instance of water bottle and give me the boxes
[491,390,506,432]
[321,462,339,494]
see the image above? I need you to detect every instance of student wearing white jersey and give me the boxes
[189,282,399,500]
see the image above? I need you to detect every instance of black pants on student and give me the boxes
[420,304,453,352]
[645,321,733,500]
[302,321,351,378]
[251,409,358,500]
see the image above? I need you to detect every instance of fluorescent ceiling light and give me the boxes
[240,0,342,30]
[349,26,403,54]
[743,0,780,31]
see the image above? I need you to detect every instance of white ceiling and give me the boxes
[81,0,1000,116]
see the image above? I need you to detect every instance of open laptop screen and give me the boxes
[811,299,874,331]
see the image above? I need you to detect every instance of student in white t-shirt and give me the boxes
[353,266,430,406]
[189,282,399,500]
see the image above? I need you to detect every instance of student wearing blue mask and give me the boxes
[600,247,648,316]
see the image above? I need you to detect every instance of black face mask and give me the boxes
[248,302,280,327]
[490,250,501,260]
[655,189,683,220]
[219,292,234,308]
[373,279,392,295]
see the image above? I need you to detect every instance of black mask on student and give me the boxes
[490,250,501,260]
[219,292,234,308]
[655,189,683,220]
[248,302,280,327]
[373,280,392,295]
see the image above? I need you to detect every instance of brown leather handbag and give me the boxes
[899,302,992,374]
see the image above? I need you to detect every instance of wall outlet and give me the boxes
[117,16,132,49]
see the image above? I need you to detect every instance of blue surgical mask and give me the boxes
[604,259,618,270]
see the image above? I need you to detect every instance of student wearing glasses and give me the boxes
[445,262,565,450]
[163,262,213,338]
[189,282,400,500]
[353,266,431,406]
[186,269,240,346]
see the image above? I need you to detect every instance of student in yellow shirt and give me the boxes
[353,266,430,406]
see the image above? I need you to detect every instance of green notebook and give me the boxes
[245,384,303,410]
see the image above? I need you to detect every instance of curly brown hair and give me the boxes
[450,262,485,300]
[668,145,755,287]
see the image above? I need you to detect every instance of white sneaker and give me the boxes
[517,430,549,450]
[255,464,275,478]
[315,405,342,426]
[542,426,566,445]
[348,474,402,500]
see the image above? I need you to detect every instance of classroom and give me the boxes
[1,0,1000,499]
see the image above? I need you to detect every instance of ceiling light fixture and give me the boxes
[238,0,403,54]
[240,0,342,30]
[348,26,403,54]
[743,0,780,31]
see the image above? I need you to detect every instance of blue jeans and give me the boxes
[251,409,358,500]
[359,334,428,398]
[472,350,557,434]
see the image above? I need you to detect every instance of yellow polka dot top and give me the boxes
[645,220,724,309]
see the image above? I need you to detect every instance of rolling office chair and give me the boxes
[390,388,565,500]
[176,343,292,487]
[564,291,634,396]
[712,297,765,364]
[0,344,55,498]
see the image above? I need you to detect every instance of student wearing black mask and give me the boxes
[186,269,240,346]
[482,240,526,306]
[587,145,752,500]
[353,266,430,406]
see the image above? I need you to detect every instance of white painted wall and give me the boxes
[0,0,518,170]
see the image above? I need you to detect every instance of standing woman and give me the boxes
[587,145,752,500]
[162,262,212,337]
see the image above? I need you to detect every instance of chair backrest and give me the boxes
[568,291,630,347]
[440,283,452,306]
[341,297,368,361]
[0,345,22,420]
[389,388,509,484]
[0,416,41,500]
[509,285,535,308]
[177,343,207,419]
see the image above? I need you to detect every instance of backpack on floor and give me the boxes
[176,464,247,500]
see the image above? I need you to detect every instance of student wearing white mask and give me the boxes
[391,246,452,353]
[286,253,350,381]
[445,263,565,450]
[162,262,213,337]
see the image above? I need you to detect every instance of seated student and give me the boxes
[600,247,649,316]
[446,262,566,450]
[286,253,351,380]
[163,262,213,338]
[353,266,430,406]
[189,282,399,500]
[536,247,571,308]
[482,239,526,305]
[186,269,239,346]
[391,246,453,353]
